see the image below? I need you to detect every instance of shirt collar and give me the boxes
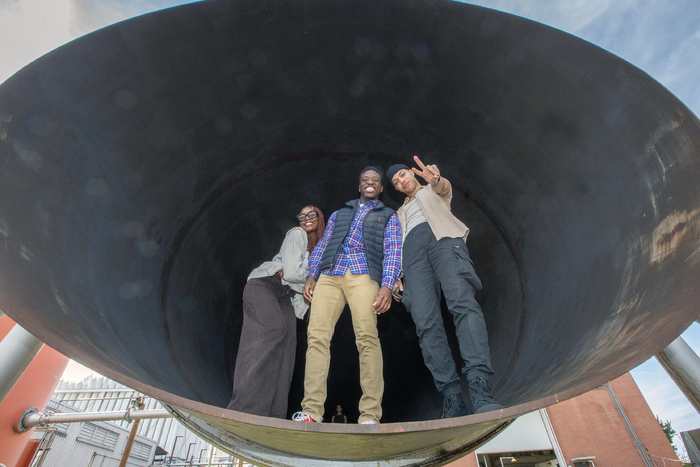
[402,185,426,206]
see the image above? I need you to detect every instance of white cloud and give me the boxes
[0,0,76,84]
[67,0,163,37]
[0,0,194,85]
[0,0,22,13]
[461,0,625,36]
[462,0,700,122]
[62,359,99,382]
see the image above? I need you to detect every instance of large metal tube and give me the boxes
[681,430,700,467]
[656,337,700,413]
[0,325,43,405]
[1,0,700,465]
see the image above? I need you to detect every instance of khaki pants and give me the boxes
[301,270,383,423]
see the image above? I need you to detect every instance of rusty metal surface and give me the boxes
[165,406,515,466]
[1,0,700,464]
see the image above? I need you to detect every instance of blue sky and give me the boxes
[1,0,698,450]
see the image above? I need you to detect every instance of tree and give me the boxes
[657,415,677,445]
[657,416,691,467]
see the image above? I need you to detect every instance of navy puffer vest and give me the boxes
[320,200,394,285]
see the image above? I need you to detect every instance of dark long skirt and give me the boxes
[228,275,297,418]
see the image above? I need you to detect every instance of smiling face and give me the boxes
[391,168,420,196]
[298,206,319,233]
[358,169,383,202]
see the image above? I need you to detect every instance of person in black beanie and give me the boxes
[387,156,503,418]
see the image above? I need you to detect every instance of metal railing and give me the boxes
[87,453,142,467]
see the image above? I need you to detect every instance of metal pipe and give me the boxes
[539,409,567,467]
[681,431,700,467]
[27,426,58,467]
[656,336,700,413]
[187,442,197,461]
[207,447,214,467]
[119,397,146,467]
[161,464,235,467]
[90,453,145,467]
[0,324,43,405]
[53,388,136,394]
[19,408,171,430]
[55,396,140,402]
[171,434,183,463]
[78,396,140,405]
[605,384,653,467]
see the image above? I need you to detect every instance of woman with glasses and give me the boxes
[228,206,325,418]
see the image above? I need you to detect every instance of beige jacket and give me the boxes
[248,227,310,318]
[396,179,469,246]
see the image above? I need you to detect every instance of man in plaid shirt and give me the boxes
[293,167,401,424]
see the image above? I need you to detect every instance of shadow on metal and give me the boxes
[1,0,700,465]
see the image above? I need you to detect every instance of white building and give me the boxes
[29,399,159,467]
[27,375,249,467]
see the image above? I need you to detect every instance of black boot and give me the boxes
[467,371,504,414]
[441,392,470,418]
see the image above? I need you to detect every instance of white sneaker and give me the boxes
[292,412,319,422]
[360,420,378,424]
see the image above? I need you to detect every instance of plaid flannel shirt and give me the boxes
[307,200,402,289]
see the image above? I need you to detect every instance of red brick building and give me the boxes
[449,373,680,467]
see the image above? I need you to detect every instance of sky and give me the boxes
[1,0,699,452]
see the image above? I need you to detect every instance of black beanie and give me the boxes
[387,164,410,186]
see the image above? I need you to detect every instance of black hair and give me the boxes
[359,166,383,183]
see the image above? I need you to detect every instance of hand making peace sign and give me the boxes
[412,155,441,185]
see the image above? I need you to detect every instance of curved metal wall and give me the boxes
[0,0,699,465]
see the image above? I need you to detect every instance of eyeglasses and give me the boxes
[296,211,319,222]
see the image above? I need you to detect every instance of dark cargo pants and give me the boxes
[403,222,493,394]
